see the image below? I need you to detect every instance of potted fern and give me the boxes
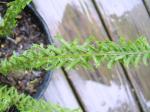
[0,0,52,99]
[0,0,80,111]
[0,0,150,112]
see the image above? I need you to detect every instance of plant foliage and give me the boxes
[0,0,32,37]
[0,85,81,112]
[0,36,150,75]
[0,1,81,111]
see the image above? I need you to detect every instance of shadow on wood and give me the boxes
[32,0,146,111]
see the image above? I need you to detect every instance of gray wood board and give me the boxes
[94,0,150,111]
[44,69,80,109]
[33,0,140,111]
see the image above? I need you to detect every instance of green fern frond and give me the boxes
[0,37,150,75]
[0,0,32,37]
[0,86,81,112]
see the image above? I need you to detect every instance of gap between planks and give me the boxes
[93,0,150,111]
[33,0,141,111]
[91,0,143,111]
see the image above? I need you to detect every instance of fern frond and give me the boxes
[0,37,150,75]
[0,86,81,112]
[0,0,32,37]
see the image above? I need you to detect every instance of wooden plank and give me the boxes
[143,0,150,14]
[33,0,140,111]
[43,69,80,109]
[31,1,82,109]
[94,0,150,111]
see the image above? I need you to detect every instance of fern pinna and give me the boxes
[0,86,81,112]
[0,0,32,37]
[0,36,149,75]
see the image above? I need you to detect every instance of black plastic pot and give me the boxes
[26,4,53,99]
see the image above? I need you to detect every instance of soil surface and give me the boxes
[0,1,49,96]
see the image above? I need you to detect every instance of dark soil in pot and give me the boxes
[0,2,51,111]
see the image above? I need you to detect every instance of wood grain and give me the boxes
[94,0,150,111]
[43,69,80,109]
[143,0,150,14]
[33,0,140,111]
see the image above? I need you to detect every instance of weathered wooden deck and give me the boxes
[33,0,150,112]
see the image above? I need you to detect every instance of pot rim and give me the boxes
[27,4,53,99]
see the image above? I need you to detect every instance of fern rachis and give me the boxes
[0,36,149,75]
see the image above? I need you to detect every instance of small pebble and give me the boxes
[1,44,4,48]
[15,37,22,44]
